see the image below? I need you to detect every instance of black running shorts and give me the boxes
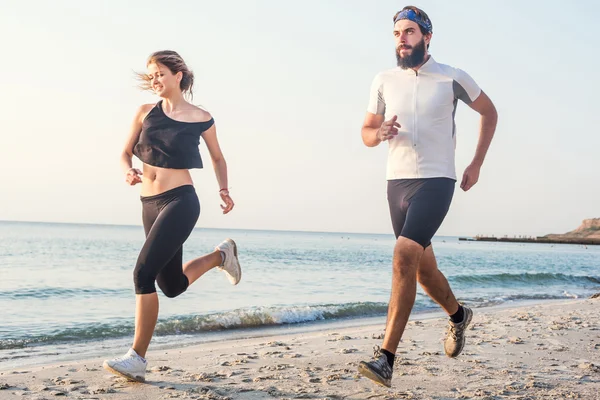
[387,178,455,248]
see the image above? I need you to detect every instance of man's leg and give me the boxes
[358,178,459,387]
[382,237,424,353]
[358,179,433,387]
[417,245,473,358]
[417,245,459,315]
[358,236,424,387]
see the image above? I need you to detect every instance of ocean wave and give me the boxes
[0,302,389,350]
[0,287,131,300]
[450,272,600,286]
[1,285,595,350]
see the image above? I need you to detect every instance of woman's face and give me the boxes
[147,62,181,97]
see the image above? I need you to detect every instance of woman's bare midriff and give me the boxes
[140,164,194,197]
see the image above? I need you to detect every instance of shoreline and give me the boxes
[0,297,581,372]
[1,298,598,399]
[460,236,600,246]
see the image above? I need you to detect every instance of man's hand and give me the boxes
[460,163,480,191]
[376,115,400,142]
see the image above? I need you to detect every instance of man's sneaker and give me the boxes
[102,348,147,382]
[357,346,393,388]
[216,238,241,285]
[444,306,473,358]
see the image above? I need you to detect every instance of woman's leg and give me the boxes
[103,187,200,381]
[157,241,234,292]
[182,250,223,285]
[131,191,200,355]
[132,293,159,358]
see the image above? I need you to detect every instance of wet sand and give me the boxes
[1,298,599,399]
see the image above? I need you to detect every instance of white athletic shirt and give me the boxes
[367,57,481,180]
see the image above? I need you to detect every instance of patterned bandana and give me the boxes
[394,9,432,34]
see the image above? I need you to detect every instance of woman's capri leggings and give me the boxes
[133,185,200,297]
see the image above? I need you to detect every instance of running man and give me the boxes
[357,6,498,387]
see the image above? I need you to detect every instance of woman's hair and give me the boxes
[137,50,194,99]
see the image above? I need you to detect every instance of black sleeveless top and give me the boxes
[133,101,214,169]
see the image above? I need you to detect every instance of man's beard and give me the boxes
[396,38,427,69]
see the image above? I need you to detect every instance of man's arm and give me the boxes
[362,113,399,147]
[468,91,498,168]
[461,91,498,191]
[363,73,400,146]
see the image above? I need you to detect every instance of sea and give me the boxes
[1,221,598,370]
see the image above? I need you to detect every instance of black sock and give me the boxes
[450,305,464,323]
[380,349,395,367]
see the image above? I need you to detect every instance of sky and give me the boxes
[1,0,599,237]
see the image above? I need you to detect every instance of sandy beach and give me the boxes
[1,298,598,400]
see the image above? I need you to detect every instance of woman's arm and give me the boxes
[201,123,234,214]
[121,104,153,185]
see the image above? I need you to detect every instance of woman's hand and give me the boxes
[125,168,143,186]
[219,189,234,214]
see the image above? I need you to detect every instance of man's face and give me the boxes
[393,20,431,69]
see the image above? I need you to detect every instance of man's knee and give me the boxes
[392,237,423,277]
[417,266,437,285]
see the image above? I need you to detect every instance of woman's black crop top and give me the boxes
[133,101,214,169]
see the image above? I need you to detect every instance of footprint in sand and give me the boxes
[327,335,353,342]
[150,365,171,372]
[89,386,117,394]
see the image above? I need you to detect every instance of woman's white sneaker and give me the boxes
[216,238,241,285]
[102,348,147,382]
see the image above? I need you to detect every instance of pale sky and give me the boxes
[1,0,598,236]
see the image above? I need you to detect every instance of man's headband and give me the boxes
[394,9,432,34]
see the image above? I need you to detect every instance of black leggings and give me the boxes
[133,185,200,297]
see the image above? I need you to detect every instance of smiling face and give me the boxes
[136,50,195,99]
[147,62,182,98]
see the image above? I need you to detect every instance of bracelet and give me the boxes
[219,188,229,193]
